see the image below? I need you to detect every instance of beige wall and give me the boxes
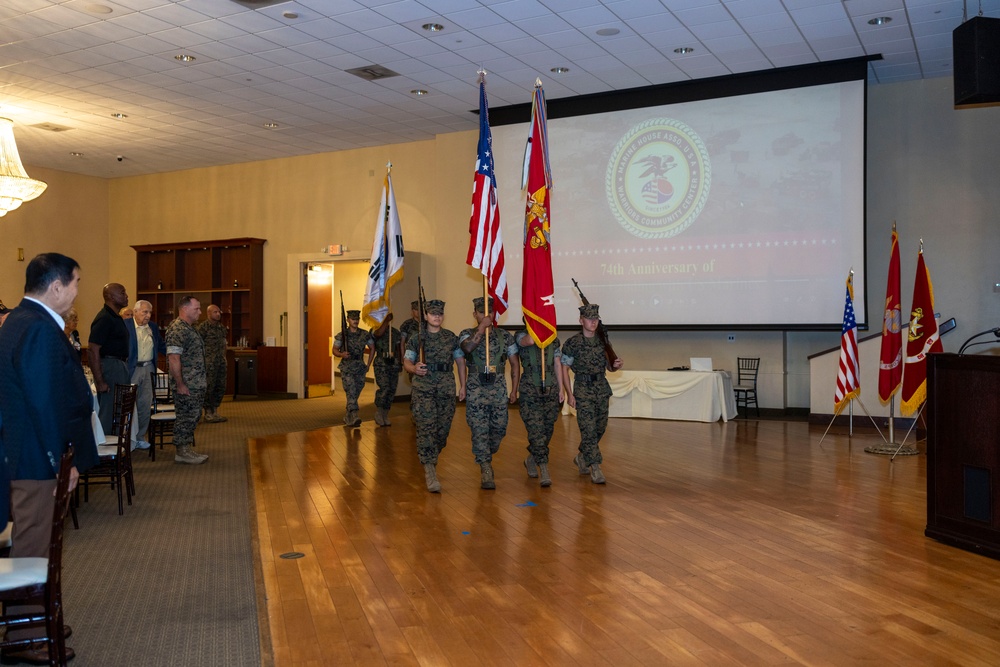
[8,76,998,408]
[0,165,109,338]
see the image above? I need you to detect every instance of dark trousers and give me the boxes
[97,357,129,433]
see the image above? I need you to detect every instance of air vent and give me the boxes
[30,122,73,132]
[345,65,400,81]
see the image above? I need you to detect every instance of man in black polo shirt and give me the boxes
[88,282,131,433]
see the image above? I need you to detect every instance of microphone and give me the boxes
[957,327,1000,354]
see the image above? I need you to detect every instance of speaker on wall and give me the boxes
[954,16,1000,107]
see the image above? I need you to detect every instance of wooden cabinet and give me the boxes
[132,238,265,348]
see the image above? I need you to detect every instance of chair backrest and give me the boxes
[151,371,172,408]
[47,449,75,605]
[109,383,138,442]
[737,357,760,386]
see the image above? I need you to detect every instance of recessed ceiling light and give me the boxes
[868,16,892,26]
[550,66,570,74]
[596,28,620,37]
[83,3,113,14]
[410,89,428,96]
[111,113,127,119]
[422,23,445,32]
[263,122,279,129]
[69,152,84,157]
[174,54,196,63]
[282,11,298,19]
[674,47,694,54]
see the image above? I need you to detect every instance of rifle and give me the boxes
[417,277,427,363]
[339,290,348,353]
[571,278,618,367]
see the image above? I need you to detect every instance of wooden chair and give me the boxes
[0,449,75,666]
[148,371,175,461]
[82,383,137,515]
[733,357,760,418]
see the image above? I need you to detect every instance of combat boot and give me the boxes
[175,445,207,465]
[590,463,606,484]
[538,462,552,487]
[573,454,589,475]
[423,463,441,493]
[523,455,538,478]
[480,462,496,490]
[380,407,391,426]
[352,411,362,427]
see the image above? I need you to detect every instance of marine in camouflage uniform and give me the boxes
[515,330,564,487]
[398,300,421,382]
[333,309,372,427]
[561,303,623,484]
[403,299,466,493]
[196,304,228,423]
[165,296,209,464]
[368,317,402,426]
[459,297,519,490]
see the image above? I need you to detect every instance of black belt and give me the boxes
[576,372,604,382]
[103,355,127,361]
[426,363,452,372]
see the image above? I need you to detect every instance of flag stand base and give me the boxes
[864,398,921,457]
[864,442,919,456]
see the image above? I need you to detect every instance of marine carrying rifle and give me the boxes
[339,290,348,343]
[571,278,618,367]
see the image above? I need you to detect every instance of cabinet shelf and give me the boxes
[133,238,264,348]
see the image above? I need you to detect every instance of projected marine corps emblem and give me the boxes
[606,119,711,239]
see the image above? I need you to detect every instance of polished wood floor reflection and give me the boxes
[250,407,1000,666]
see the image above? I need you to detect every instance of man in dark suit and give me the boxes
[0,252,99,664]
[125,299,165,449]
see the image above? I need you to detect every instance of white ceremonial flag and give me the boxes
[361,171,404,328]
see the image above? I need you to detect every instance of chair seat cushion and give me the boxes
[734,384,755,391]
[0,557,48,591]
[151,413,176,421]
[97,444,119,457]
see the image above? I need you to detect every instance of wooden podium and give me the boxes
[925,353,1000,560]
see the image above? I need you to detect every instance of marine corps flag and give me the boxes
[521,81,557,348]
[900,246,942,415]
[467,73,508,321]
[361,168,404,329]
[878,227,902,403]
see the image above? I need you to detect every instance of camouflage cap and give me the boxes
[579,303,600,319]
[472,296,495,313]
[410,300,420,310]
[425,299,445,315]
[346,309,361,319]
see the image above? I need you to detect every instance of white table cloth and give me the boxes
[561,369,738,422]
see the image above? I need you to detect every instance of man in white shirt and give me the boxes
[125,300,164,449]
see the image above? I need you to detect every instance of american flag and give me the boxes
[834,273,860,411]
[467,76,508,319]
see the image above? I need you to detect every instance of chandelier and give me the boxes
[0,118,47,217]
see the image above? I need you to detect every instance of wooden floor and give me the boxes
[249,407,1000,666]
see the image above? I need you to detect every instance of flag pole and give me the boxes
[483,274,493,372]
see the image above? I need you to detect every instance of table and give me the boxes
[606,369,738,422]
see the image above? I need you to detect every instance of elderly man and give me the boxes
[126,300,164,448]
[196,304,228,423]
[165,296,208,464]
[0,253,99,663]
[88,282,131,433]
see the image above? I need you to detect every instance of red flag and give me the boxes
[834,273,860,411]
[900,249,942,415]
[521,83,557,347]
[467,76,508,320]
[878,228,902,402]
